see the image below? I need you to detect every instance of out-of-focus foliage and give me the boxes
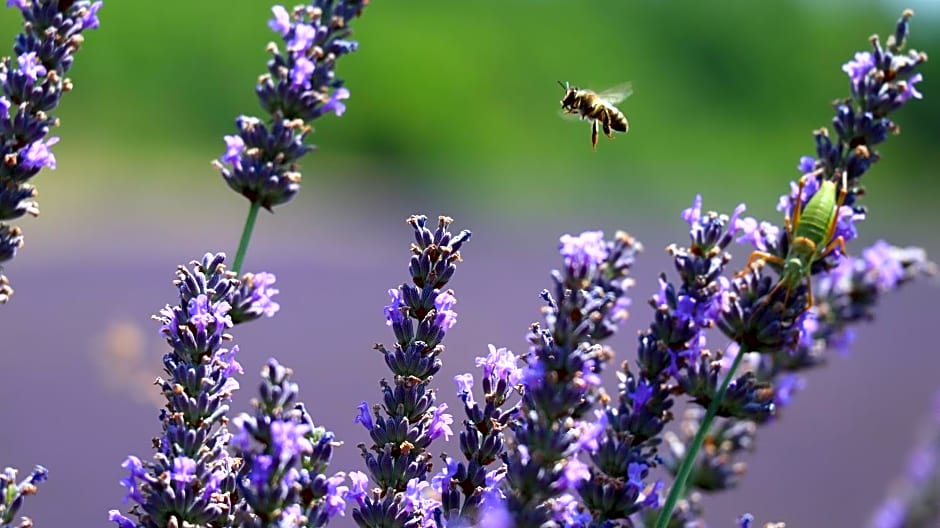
[0,1,936,215]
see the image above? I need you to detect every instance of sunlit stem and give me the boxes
[654,348,748,528]
[232,200,261,274]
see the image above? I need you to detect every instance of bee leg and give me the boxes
[603,118,613,139]
[591,120,598,151]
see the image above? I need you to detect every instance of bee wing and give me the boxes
[596,82,633,105]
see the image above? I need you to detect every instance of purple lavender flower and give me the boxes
[428,404,455,442]
[268,5,291,35]
[0,0,103,303]
[655,14,930,526]
[321,86,350,116]
[231,359,347,527]
[228,271,281,324]
[506,230,643,526]
[833,10,925,196]
[559,230,608,278]
[354,215,470,528]
[798,155,816,175]
[842,51,876,85]
[812,241,935,356]
[474,344,523,387]
[354,401,374,431]
[213,0,369,211]
[109,254,285,528]
[443,342,522,526]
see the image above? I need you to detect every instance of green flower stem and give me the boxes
[232,200,261,274]
[654,348,748,528]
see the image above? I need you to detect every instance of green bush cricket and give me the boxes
[743,176,848,310]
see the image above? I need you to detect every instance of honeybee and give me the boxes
[559,81,632,150]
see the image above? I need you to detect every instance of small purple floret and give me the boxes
[288,23,318,52]
[290,56,315,88]
[347,471,369,507]
[898,73,924,103]
[169,457,197,486]
[248,272,280,317]
[322,87,350,116]
[221,134,244,166]
[559,230,607,270]
[108,510,136,528]
[842,51,876,84]
[428,403,454,441]
[383,288,405,326]
[17,52,47,82]
[434,290,458,330]
[798,155,816,174]
[82,1,103,30]
[354,401,373,430]
[270,420,313,460]
[21,137,59,170]
[268,5,291,35]
[324,472,350,518]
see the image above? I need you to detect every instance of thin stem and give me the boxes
[232,200,261,274]
[654,348,748,528]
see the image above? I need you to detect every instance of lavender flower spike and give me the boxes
[655,12,930,526]
[232,359,348,527]
[109,253,280,528]
[505,230,642,526]
[436,344,523,526]
[354,215,471,528]
[0,0,103,303]
[212,0,369,211]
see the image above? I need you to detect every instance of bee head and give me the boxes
[558,80,577,108]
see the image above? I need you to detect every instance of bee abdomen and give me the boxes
[609,112,628,132]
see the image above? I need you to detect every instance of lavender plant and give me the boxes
[212,0,367,272]
[231,359,348,527]
[107,1,369,526]
[0,0,101,303]
[349,215,469,528]
[503,230,648,526]
[650,9,929,526]
[0,1,100,523]
[1,4,935,528]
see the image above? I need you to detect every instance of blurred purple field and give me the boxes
[1,182,938,527]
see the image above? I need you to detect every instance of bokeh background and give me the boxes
[1,1,939,526]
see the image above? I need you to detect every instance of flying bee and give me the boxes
[558,81,632,150]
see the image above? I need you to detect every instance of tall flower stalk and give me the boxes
[350,215,470,527]
[503,230,644,525]
[110,2,368,527]
[108,254,279,528]
[231,359,349,527]
[441,343,523,526]
[654,10,928,526]
[211,0,368,273]
[0,0,101,303]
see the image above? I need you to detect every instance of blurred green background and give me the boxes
[1,2,939,527]
[1,0,937,225]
